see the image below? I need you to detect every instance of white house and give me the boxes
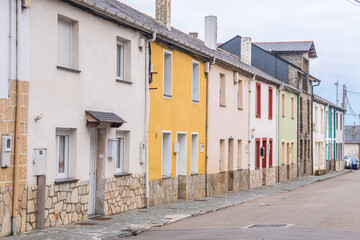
[27,0,149,229]
[313,96,326,175]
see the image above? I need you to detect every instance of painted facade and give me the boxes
[325,106,336,172]
[249,79,278,188]
[27,0,148,230]
[313,98,326,175]
[0,0,29,236]
[207,64,250,196]
[278,89,298,182]
[335,109,345,171]
[344,125,360,159]
[148,42,207,206]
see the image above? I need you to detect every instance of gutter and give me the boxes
[145,31,157,208]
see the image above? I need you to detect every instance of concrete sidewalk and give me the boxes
[7,170,350,240]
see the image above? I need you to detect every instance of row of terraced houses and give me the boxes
[0,0,345,236]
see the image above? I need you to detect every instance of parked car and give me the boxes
[344,155,352,169]
[351,158,359,170]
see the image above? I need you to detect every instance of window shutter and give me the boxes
[58,17,72,68]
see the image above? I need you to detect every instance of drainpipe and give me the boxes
[248,74,255,189]
[8,0,12,96]
[145,31,156,208]
[296,92,300,178]
[312,79,320,175]
[12,0,21,235]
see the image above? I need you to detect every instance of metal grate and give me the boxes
[249,224,288,229]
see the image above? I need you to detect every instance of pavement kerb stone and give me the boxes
[6,170,350,240]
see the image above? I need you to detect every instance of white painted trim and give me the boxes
[190,132,199,174]
[161,130,172,177]
[163,49,173,98]
[176,131,188,176]
[191,60,200,104]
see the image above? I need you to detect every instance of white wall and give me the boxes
[313,101,326,171]
[249,80,278,170]
[0,0,29,98]
[28,0,146,185]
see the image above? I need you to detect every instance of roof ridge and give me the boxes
[113,0,156,21]
[253,40,314,44]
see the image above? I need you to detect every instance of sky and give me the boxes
[120,0,360,124]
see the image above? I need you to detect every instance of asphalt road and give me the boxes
[128,170,360,240]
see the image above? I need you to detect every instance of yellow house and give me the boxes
[148,41,207,206]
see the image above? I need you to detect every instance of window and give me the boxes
[269,139,273,167]
[340,114,343,130]
[336,112,339,130]
[220,74,226,106]
[307,100,311,133]
[256,83,261,118]
[238,79,243,109]
[281,93,285,117]
[268,87,273,119]
[219,139,225,171]
[192,61,200,102]
[303,76,308,92]
[321,108,324,132]
[162,132,172,177]
[237,140,242,169]
[262,139,267,169]
[116,42,125,81]
[255,138,260,169]
[163,50,173,97]
[57,16,78,69]
[291,97,295,119]
[314,106,318,131]
[300,97,303,133]
[303,58,309,73]
[115,133,125,173]
[56,130,70,179]
[191,133,199,174]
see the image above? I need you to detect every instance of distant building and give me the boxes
[345,125,360,159]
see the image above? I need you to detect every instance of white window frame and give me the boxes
[56,129,70,179]
[114,132,125,174]
[162,131,172,177]
[237,79,243,110]
[192,60,200,103]
[116,42,125,81]
[190,132,199,174]
[57,16,73,68]
[163,50,173,98]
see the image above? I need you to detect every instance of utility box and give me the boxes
[139,142,146,164]
[33,149,47,176]
[173,142,180,154]
[1,136,12,168]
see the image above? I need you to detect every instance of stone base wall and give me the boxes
[178,174,205,200]
[278,165,287,182]
[250,169,262,189]
[149,177,177,207]
[290,164,297,180]
[326,160,336,173]
[336,160,344,171]
[104,174,146,215]
[208,172,228,196]
[233,169,250,191]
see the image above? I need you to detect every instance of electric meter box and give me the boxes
[1,136,12,168]
[33,149,47,176]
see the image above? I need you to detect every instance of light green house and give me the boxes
[278,88,299,182]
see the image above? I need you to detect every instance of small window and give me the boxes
[116,43,125,81]
[220,74,226,106]
[268,87,273,119]
[321,108,324,132]
[314,106,318,131]
[237,140,242,169]
[340,114,343,130]
[291,97,295,119]
[256,83,261,118]
[281,93,285,117]
[238,79,243,109]
[191,133,199,174]
[162,132,172,177]
[192,61,200,102]
[163,50,173,97]
[57,16,78,70]
[56,130,70,179]
[336,112,339,130]
[219,139,225,171]
[115,133,125,173]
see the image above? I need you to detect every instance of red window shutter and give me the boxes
[256,83,261,118]
[255,138,260,168]
[268,87,273,119]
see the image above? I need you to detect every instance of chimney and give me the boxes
[240,37,252,65]
[189,32,199,38]
[205,16,217,50]
[156,0,171,30]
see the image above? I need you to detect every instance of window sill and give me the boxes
[163,94,173,99]
[162,175,172,179]
[192,100,200,104]
[114,172,132,178]
[238,107,243,111]
[219,105,226,108]
[116,79,133,85]
[191,173,199,176]
[57,66,81,73]
[54,178,79,185]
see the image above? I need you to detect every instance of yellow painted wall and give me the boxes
[149,42,207,180]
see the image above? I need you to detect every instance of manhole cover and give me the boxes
[249,224,288,229]
[76,222,98,226]
[93,217,112,221]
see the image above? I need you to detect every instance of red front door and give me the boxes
[262,139,267,169]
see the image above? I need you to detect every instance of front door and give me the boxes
[88,128,97,215]
[177,133,187,199]
[262,139,267,185]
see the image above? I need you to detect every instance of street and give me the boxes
[128,171,360,240]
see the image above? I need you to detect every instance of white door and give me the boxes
[177,133,187,176]
[88,128,97,215]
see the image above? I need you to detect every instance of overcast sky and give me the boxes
[120,0,360,124]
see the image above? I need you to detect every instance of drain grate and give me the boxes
[249,224,288,229]
[76,222,98,226]
[93,217,112,221]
